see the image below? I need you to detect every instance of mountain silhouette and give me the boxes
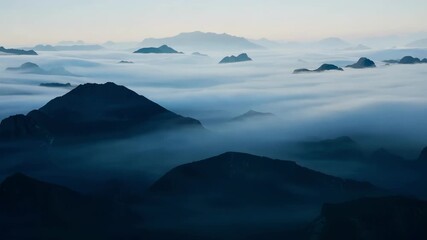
[0,173,135,240]
[346,57,376,69]
[307,196,427,240]
[144,152,382,239]
[399,56,422,64]
[0,82,203,142]
[0,46,37,55]
[344,44,371,51]
[315,64,344,72]
[0,114,51,141]
[370,148,405,163]
[6,62,78,77]
[33,44,104,51]
[219,53,252,64]
[383,56,427,65]
[192,52,208,57]
[140,31,262,51]
[315,37,351,49]
[231,110,275,121]
[134,45,182,54]
[39,82,72,88]
[294,64,343,74]
[118,60,134,64]
[149,152,379,204]
[406,38,427,48]
[296,136,364,161]
[33,44,57,51]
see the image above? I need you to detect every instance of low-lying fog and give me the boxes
[1,47,427,188]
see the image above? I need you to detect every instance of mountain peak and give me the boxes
[26,82,202,137]
[219,53,252,64]
[141,32,262,51]
[346,57,376,69]
[232,110,275,121]
[134,45,181,54]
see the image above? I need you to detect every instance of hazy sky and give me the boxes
[1,0,427,45]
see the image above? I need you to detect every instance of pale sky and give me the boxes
[1,0,427,45]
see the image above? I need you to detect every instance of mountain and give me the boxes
[6,62,45,74]
[232,110,275,121]
[294,64,343,74]
[134,45,182,54]
[344,44,371,51]
[406,38,427,48]
[250,38,283,48]
[192,52,208,57]
[315,37,351,49]
[383,55,427,64]
[0,82,203,142]
[0,173,135,240]
[6,62,78,77]
[0,46,37,55]
[39,82,72,88]
[118,60,134,64]
[34,44,104,51]
[293,68,312,74]
[307,196,427,240]
[0,114,51,141]
[149,152,379,204]
[346,57,376,69]
[295,136,364,161]
[370,148,405,163]
[219,53,252,64]
[399,56,422,64]
[140,31,262,51]
[315,64,344,72]
[144,152,382,238]
[33,44,57,51]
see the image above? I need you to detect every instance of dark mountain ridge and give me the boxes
[0,82,203,143]
[0,46,37,55]
[134,45,182,54]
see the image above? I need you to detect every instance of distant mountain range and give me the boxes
[33,44,104,51]
[294,136,364,161]
[0,46,37,55]
[231,110,275,121]
[383,56,427,64]
[344,44,371,51]
[140,31,263,51]
[6,62,79,77]
[406,38,427,48]
[315,37,352,49]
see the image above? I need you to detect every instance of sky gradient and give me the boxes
[1,0,427,45]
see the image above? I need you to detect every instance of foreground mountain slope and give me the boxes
[142,152,383,239]
[149,152,380,203]
[307,196,427,240]
[0,173,135,240]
